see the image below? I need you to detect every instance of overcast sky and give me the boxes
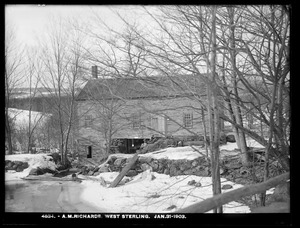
[5,5,161,88]
[5,5,155,47]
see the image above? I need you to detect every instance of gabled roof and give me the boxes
[75,74,207,101]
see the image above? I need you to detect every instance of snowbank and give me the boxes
[5,154,57,180]
[139,146,202,160]
[79,170,250,213]
[220,139,264,151]
[8,108,51,129]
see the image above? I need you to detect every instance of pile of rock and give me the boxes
[5,160,29,172]
[28,167,56,175]
[105,155,211,177]
[220,155,284,185]
[78,164,110,176]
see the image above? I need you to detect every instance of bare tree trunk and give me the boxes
[208,6,222,213]
[201,106,209,160]
[5,112,13,155]
[27,69,32,154]
[227,7,250,166]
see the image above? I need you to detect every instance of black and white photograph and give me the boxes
[4,4,291,225]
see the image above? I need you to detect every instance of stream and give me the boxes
[5,179,103,212]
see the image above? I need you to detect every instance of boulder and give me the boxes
[195,182,202,187]
[50,152,61,164]
[14,161,23,166]
[151,174,156,181]
[29,168,44,175]
[198,168,210,177]
[93,171,100,176]
[169,165,178,176]
[179,164,186,171]
[5,160,11,166]
[81,167,89,175]
[6,161,14,169]
[107,156,117,164]
[126,170,138,177]
[29,168,38,175]
[191,160,198,167]
[43,168,55,174]
[21,162,29,169]
[179,160,192,171]
[114,158,125,167]
[141,163,152,171]
[158,159,167,172]
[88,170,94,176]
[226,134,236,143]
[99,164,109,173]
[165,205,177,211]
[222,184,233,190]
[16,166,24,172]
[188,180,196,186]
[163,169,170,175]
[150,161,159,171]
[183,169,194,175]
[138,156,153,164]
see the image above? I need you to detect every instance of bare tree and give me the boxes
[40,17,88,166]
[5,24,25,154]
[84,80,130,158]
[87,6,224,212]
[216,5,290,172]
[23,48,45,153]
[79,5,289,211]
[225,7,251,166]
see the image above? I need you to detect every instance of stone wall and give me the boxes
[78,153,211,178]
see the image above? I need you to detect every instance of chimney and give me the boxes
[91,66,98,79]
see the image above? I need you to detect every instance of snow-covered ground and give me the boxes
[79,171,250,213]
[8,108,51,129]
[5,138,266,213]
[220,138,264,151]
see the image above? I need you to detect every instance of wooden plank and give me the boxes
[175,172,289,213]
[109,151,141,188]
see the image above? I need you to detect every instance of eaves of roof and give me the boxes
[75,75,207,101]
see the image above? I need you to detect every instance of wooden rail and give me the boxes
[175,172,289,213]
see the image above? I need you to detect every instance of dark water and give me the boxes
[6,180,38,200]
[5,180,101,212]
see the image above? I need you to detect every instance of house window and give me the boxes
[132,115,141,129]
[183,113,193,128]
[84,115,93,128]
[146,115,158,130]
[151,117,158,130]
[87,146,92,158]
